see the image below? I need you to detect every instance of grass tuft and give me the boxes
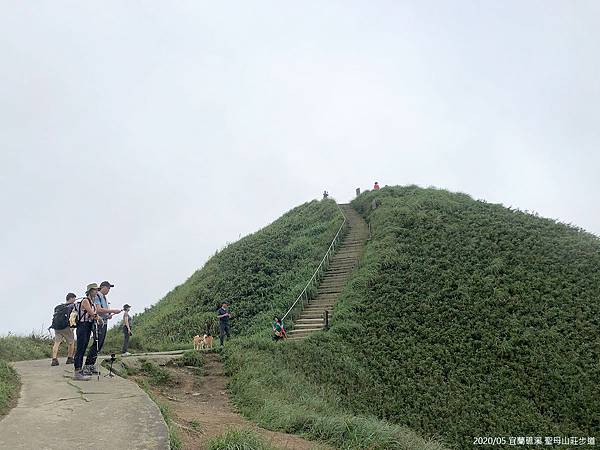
[208,427,276,450]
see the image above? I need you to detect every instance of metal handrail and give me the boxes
[282,202,347,321]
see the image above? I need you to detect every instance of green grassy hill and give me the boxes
[102,187,599,449]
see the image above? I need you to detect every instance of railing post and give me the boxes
[324,310,329,330]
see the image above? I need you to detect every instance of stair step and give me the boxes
[294,323,324,329]
[300,314,331,320]
[320,276,350,281]
[299,314,331,320]
[288,328,323,335]
[303,306,334,312]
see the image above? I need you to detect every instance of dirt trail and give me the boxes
[135,353,324,450]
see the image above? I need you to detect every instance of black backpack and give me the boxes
[51,303,72,330]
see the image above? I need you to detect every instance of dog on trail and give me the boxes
[193,334,214,350]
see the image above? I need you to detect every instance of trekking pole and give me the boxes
[94,320,101,381]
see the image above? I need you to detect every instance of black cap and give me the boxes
[66,293,76,301]
[123,304,131,309]
[99,281,114,288]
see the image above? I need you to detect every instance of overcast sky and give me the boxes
[1,1,598,334]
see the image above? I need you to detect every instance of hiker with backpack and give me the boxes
[50,293,78,366]
[73,283,104,381]
[83,281,122,374]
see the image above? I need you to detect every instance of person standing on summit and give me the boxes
[373,181,380,190]
[84,281,123,373]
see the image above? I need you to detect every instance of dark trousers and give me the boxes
[122,326,130,353]
[219,321,230,345]
[85,322,107,366]
[74,322,93,371]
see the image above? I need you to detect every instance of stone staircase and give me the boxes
[287,204,369,339]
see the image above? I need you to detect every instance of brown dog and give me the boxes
[193,335,203,350]
[193,334,214,350]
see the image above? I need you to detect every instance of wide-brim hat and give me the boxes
[86,283,99,292]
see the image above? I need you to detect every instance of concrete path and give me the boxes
[0,358,170,450]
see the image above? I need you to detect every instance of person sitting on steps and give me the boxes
[272,317,287,340]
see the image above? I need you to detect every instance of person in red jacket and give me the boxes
[373,181,380,190]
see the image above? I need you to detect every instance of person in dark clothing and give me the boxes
[217,302,231,346]
[121,304,132,355]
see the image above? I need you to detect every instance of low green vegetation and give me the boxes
[174,349,204,368]
[138,360,173,386]
[0,332,56,362]
[207,427,276,450]
[224,336,447,450]
[0,360,19,416]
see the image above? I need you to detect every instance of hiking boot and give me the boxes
[83,365,99,375]
[65,357,74,365]
[51,358,59,366]
[73,371,91,381]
